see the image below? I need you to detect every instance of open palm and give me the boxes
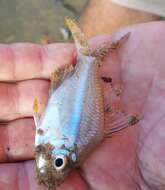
[0,22,164,190]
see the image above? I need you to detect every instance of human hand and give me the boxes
[0,22,164,190]
[80,0,160,37]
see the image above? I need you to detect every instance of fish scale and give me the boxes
[76,65,104,160]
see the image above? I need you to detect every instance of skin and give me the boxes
[0,22,165,190]
[80,0,160,37]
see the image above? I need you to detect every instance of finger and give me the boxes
[0,161,87,190]
[0,43,75,81]
[0,79,49,120]
[0,118,34,162]
[0,161,47,190]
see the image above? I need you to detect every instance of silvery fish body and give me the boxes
[33,18,139,190]
[34,18,105,190]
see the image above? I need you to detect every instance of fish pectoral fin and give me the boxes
[104,110,142,138]
[91,32,130,65]
[33,97,40,128]
[50,64,75,93]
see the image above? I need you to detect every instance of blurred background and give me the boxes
[0,0,88,43]
[0,0,162,44]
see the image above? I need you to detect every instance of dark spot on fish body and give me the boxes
[6,147,10,151]
[101,76,112,84]
[37,128,44,135]
[104,106,112,113]
[61,144,66,149]
[128,115,140,126]
[114,88,122,96]
[35,143,54,159]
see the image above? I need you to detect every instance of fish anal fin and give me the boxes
[104,109,142,138]
[91,32,130,65]
[65,17,90,55]
[50,64,75,93]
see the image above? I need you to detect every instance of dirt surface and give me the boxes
[0,0,88,43]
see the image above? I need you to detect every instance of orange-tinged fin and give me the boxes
[50,64,75,93]
[91,32,130,65]
[65,17,90,55]
[104,110,142,138]
[33,97,40,128]
[33,97,39,114]
[113,32,130,49]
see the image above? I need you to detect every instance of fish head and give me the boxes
[35,143,77,189]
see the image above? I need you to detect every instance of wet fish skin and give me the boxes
[33,18,139,190]
[33,17,105,189]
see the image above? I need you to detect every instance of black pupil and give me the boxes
[55,158,63,167]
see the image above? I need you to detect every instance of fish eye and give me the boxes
[54,155,67,170]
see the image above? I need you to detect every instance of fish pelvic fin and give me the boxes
[33,97,39,114]
[33,97,40,128]
[65,17,90,56]
[50,64,75,93]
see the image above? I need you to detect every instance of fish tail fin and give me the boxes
[65,17,90,56]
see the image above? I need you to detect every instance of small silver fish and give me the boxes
[33,18,140,190]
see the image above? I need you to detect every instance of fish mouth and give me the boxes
[35,143,57,189]
[36,164,56,187]
[36,165,68,189]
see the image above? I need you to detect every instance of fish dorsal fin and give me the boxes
[50,64,75,93]
[65,17,90,56]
